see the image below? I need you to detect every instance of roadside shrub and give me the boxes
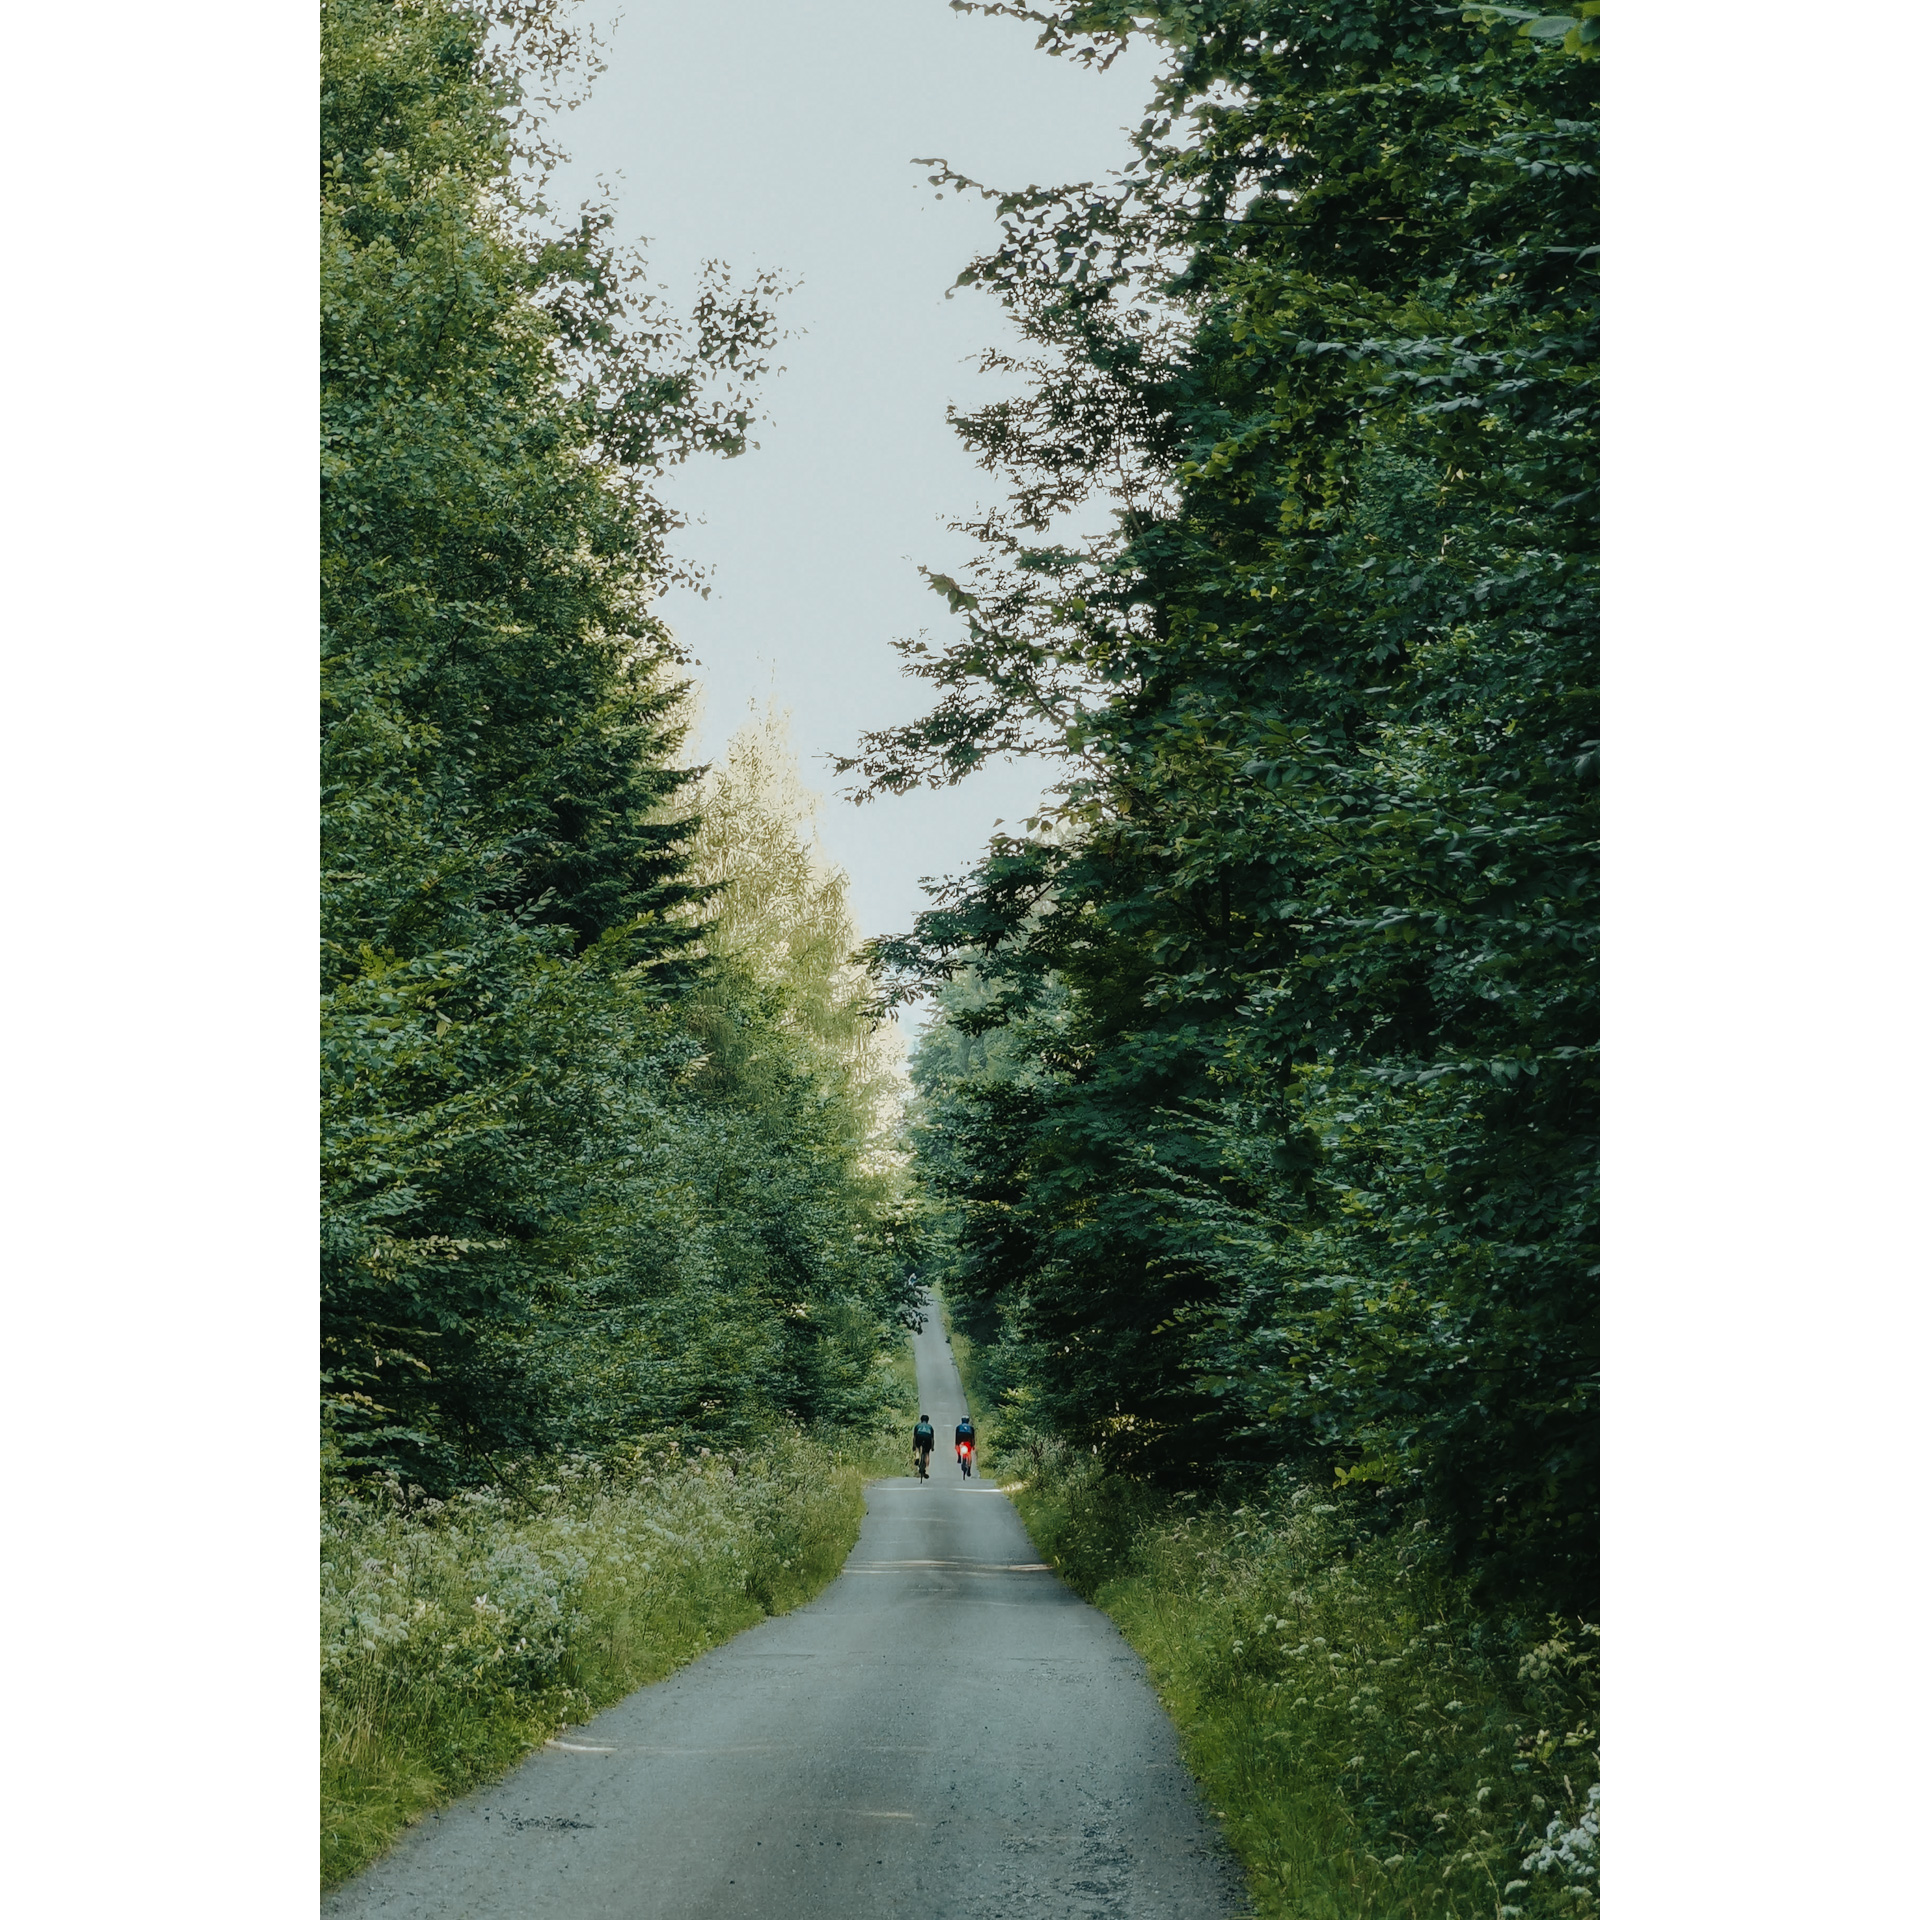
[322,1397,910,1888]
[1010,1453,1599,1919]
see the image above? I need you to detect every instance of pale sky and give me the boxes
[549,0,1155,1024]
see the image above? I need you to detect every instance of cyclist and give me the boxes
[911,1413,935,1479]
[954,1413,976,1477]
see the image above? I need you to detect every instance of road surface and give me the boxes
[326,1310,1247,1917]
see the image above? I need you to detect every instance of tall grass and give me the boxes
[322,1350,915,1889]
[1006,1448,1598,1919]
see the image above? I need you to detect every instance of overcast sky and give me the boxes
[548,1,1155,1022]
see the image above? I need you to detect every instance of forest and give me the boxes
[321,0,915,1487]
[884,0,1597,1622]
[321,0,1597,1907]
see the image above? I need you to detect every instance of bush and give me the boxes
[321,1380,912,1889]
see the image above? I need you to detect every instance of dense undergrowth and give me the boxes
[943,1302,1597,1919]
[321,1347,914,1888]
[1013,1453,1597,1919]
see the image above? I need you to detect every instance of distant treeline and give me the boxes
[321,0,912,1487]
[867,2,1597,1615]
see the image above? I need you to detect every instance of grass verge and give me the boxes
[322,1348,915,1890]
[938,1302,1597,1919]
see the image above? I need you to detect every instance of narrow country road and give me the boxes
[325,1311,1247,1918]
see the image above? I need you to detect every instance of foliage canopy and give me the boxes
[321,0,911,1487]
[876,0,1597,1612]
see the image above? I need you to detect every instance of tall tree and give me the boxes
[322,0,914,1481]
[862,1,1597,1609]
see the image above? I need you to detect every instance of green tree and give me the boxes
[321,0,911,1482]
[858,0,1597,1609]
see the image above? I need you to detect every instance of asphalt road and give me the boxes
[326,1311,1247,1918]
